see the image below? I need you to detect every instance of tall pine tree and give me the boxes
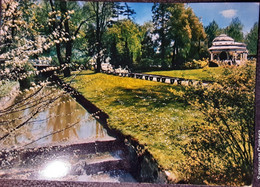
[245,22,258,55]
[225,17,244,42]
[152,3,171,69]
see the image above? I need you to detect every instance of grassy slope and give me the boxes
[65,70,203,179]
[144,67,223,81]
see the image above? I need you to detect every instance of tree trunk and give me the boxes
[61,1,71,77]
[198,39,201,59]
[161,34,167,69]
[171,47,175,69]
[160,7,167,69]
[50,0,63,70]
[171,41,178,69]
[49,0,72,77]
[0,0,2,27]
[95,2,101,73]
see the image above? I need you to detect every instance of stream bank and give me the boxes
[53,75,174,184]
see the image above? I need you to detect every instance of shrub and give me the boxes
[181,60,255,185]
[183,58,209,69]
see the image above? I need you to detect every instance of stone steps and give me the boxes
[0,137,135,182]
[69,170,136,183]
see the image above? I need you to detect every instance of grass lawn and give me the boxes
[144,67,224,81]
[64,70,203,181]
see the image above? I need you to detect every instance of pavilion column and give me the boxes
[234,52,237,61]
[244,53,247,61]
[210,53,213,61]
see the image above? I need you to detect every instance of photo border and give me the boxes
[0,0,259,186]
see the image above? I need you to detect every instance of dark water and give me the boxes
[0,86,109,149]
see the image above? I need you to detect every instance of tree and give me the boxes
[0,0,66,144]
[106,19,142,68]
[48,0,74,77]
[205,20,220,48]
[167,4,206,69]
[225,17,244,42]
[84,2,115,73]
[123,3,136,20]
[152,3,171,69]
[186,7,207,60]
[0,0,52,81]
[139,22,155,69]
[167,4,192,69]
[245,22,258,55]
[47,0,93,77]
[111,2,125,22]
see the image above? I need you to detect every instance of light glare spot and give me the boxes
[40,160,70,179]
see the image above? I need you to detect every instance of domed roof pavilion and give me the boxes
[209,34,248,66]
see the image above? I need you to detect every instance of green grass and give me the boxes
[0,81,18,98]
[144,67,224,81]
[64,70,203,180]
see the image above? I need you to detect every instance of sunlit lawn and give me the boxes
[144,67,224,81]
[64,70,203,180]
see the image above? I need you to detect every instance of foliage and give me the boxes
[84,2,115,72]
[167,4,206,69]
[245,22,259,55]
[138,22,156,70]
[0,0,53,81]
[152,3,171,69]
[182,61,255,185]
[106,19,142,68]
[183,58,209,69]
[122,3,136,20]
[46,0,85,76]
[225,17,244,42]
[205,20,221,48]
[0,0,70,149]
[185,7,207,61]
[151,3,207,70]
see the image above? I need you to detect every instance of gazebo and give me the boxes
[209,34,248,66]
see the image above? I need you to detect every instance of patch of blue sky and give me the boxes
[188,3,259,34]
[127,3,153,25]
[127,2,259,34]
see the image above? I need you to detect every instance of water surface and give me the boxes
[0,86,109,149]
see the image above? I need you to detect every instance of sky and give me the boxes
[128,2,259,34]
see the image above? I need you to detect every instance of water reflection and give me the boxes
[0,87,108,148]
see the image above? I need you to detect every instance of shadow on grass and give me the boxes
[106,84,189,110]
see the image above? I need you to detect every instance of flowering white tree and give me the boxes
[0,0,65,143]
[0,0,54,82]
[47,0,95,77]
